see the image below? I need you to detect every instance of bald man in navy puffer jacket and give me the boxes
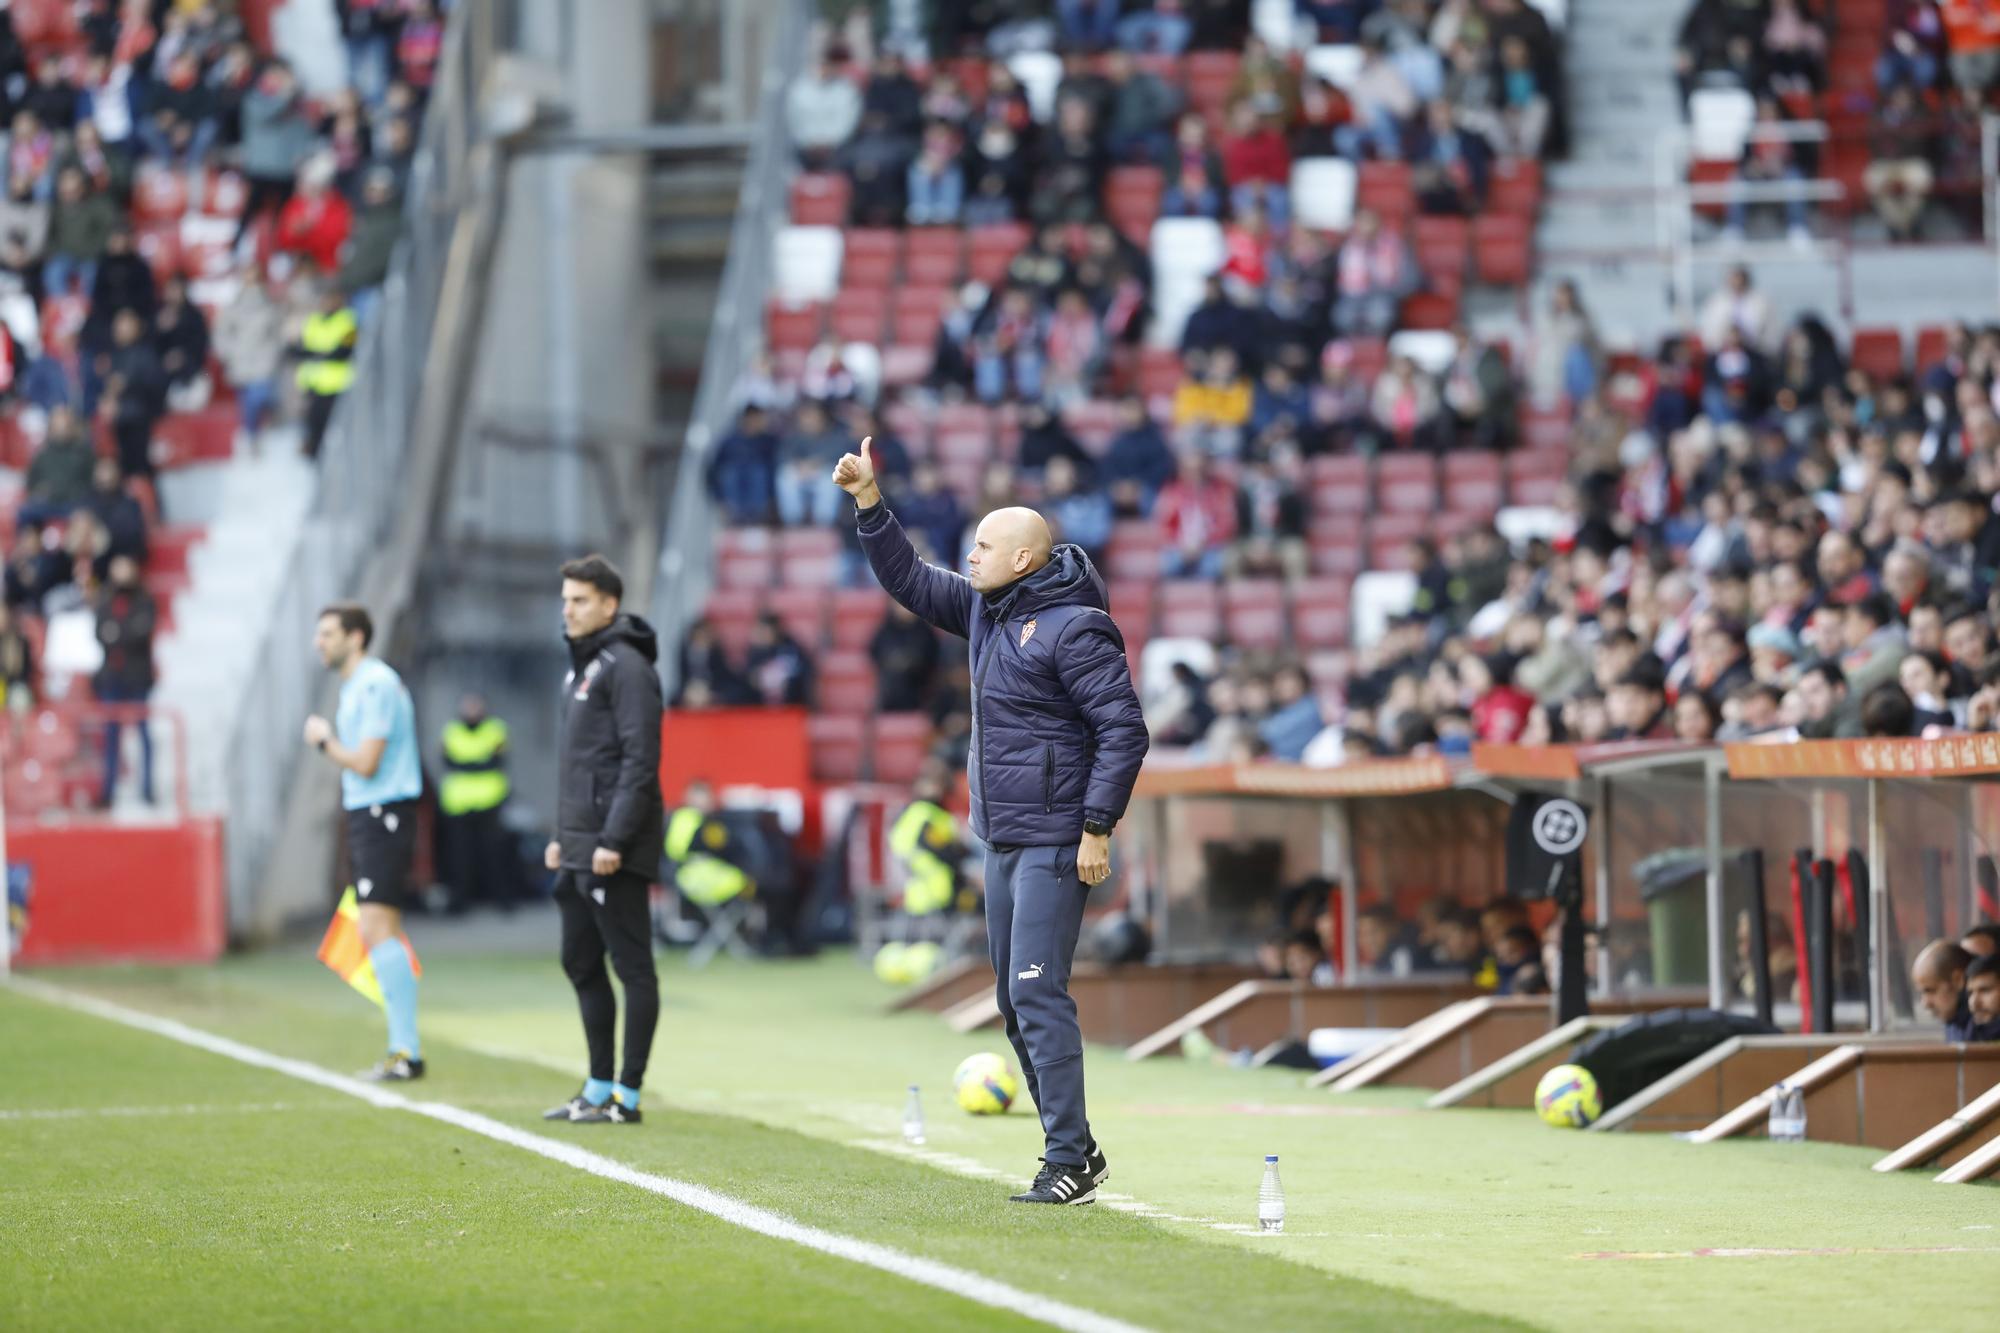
[834,437,1149,1206]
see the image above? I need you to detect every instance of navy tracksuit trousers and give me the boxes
[985,842,1092,1168]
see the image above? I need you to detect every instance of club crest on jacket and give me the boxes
[1019,618,1037,648]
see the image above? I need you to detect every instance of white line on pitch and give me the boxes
[0,1102,303,1121]
[11,979,1154,1333]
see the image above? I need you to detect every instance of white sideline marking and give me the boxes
[12,979,1153,1333]
[0,1102,302,1121]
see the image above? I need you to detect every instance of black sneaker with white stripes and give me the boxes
[542,1092,595,1121]
[566,1098,642,1125]
[358,1053,425,1082]
[1086,1140,1109,1186]
[1009,1159,1096,1206]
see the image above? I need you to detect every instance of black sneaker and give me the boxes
[542,1092,595,1121]
[1086,1140,1109,1186]
[359,1053,425,1082]
[567,1098,643,1125]
[1009,1159,1096,1206]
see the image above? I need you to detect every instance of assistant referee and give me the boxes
[305,602,426,1081]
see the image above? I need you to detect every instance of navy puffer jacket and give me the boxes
[858,502,1149,847]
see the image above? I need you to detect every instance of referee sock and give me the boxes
[582,1078,614,1106]
[369,938,422,1059]
[612,1083,641,1110]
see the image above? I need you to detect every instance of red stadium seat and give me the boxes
[703,589,759,656]
[871,713,932,783]
[1356,161,1414,226]
[1183,51,1242,113]
[790,173,851,226]
[1346,337,1388,383]
[201,170,248,218]
[904,227,965,286]
[808,716,866,781]
[766,300,824,353]
[133,165,189,223]
[1471,214,1531,287]
[1224,602,1286,650]
[1849,327,1904,381]
[1225,578,1285,610]
[1292,582,1350,649]
[841,228,901,287]
[881,344,934,386]
[829,288,889,343]
[146,526,203,578]
[1488,159,1541,217]
[892,286,951,345]
[1915,324,1951,375]
[1157,581,1221,639]
[829,588,890,652]
[967,223,1031,285]
[1137,346,1183,401]
[715,547,775,589]
[1108,579,1158,635]
[1375,454,1437,513]
[1399,289,1457,330]
[1412,216,1469,286]
[1309,533,1364,577]
[818,652,877,715]
[764,586,827,649]
[1519,408,1569,453]
[1062,398,1121,449]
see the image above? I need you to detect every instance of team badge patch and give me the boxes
[1019,618,1037,647]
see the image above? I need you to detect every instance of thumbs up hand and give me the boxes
[831,435,881,508]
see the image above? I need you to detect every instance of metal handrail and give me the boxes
[651,0,812,690]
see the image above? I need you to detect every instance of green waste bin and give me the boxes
[1637,849,1711,988]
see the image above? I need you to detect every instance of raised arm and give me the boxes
[834,437,976,639]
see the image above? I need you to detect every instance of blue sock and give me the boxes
[613,1082,641,1110]
[583,1077,614,1106]
[368,938,421,1059]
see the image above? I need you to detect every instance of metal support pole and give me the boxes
[1704,760,1726,1011]
[1744,849,1772,1026]
[1866,781,1889,1034]
[1592,775,1612,998]
[1334,799,1358,981]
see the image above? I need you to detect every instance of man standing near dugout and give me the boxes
[832,438,1149,1206]
[542,555,665,1125]
[304,603,426,1081]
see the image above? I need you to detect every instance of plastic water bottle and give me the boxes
[902,1084,926,1146]
[1768,1084,1806,1143]
[1257,1154,1285,1233]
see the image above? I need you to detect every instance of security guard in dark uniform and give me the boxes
[439,693,517,912]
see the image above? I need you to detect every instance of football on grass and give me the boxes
[952,1052,1019,1115]
[1535,1064,1602,1128]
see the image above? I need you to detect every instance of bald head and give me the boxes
[1914,939,1972,1023]
[967,506,1053,593]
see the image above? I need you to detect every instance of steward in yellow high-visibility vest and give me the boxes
[889,773,967,916]
[664,782,750,908]
[296,287,358,459]
[440,715,510,816]
[437,695,522,911]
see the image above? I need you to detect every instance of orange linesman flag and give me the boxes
[317,887,423,1008]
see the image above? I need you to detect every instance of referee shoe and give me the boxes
[359,1053,425,1082]
[1009,1159,1096,1206]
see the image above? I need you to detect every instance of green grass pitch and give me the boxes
[3,942,1994,1331]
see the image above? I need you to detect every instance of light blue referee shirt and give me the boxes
[335,656,423,810]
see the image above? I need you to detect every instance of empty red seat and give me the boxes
[881,344,934,386]
[1224,578,1285,610]
[904,227,965,286]
[778,552,841,588]
[872,713,932,783]
[1108,580,1157,635]
[1184,51,1242,112]
[1849,326,1904,381]
[703,589,759,656]
[151,407,236,467]
[1488,160,1541,217]
[767,300,824,353]
[841,228,901,287]
[777,528,839,559]
[1309,534,1364,577]
[1399,290,1457,330]
[146,526,203,578]
[1138,346,1183,401]
[1157,581,1221,639]
[967,223,1030,285]
[818,652,876,715]
[1412,216,1468,286]
[829,588,890,652]
[715,547,775,589]
[892,286,950,345]
[1518,408,1569,453]
[1442,451,1505,515]
[1472,215,1531,287]
[808,716,866,781]
[1356,161,1414,225]
[764,586,827,649]
[1291,583,1349,649]
[1915,323,1952,374]
[1224,603,1286,650]
[829,288,888,343]
[790,173,851,226]
[1375,454,1437,512]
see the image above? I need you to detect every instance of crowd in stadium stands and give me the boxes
[1,0,432,807]
[1250,881,1555,995]
[1676,0,1996,244]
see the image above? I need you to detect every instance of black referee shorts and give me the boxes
[345,799,419,912]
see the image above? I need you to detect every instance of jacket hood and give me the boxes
[984,543,1107,622]
[569,612,659,666]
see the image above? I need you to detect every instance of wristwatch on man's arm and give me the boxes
[1083,817,1115,838]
